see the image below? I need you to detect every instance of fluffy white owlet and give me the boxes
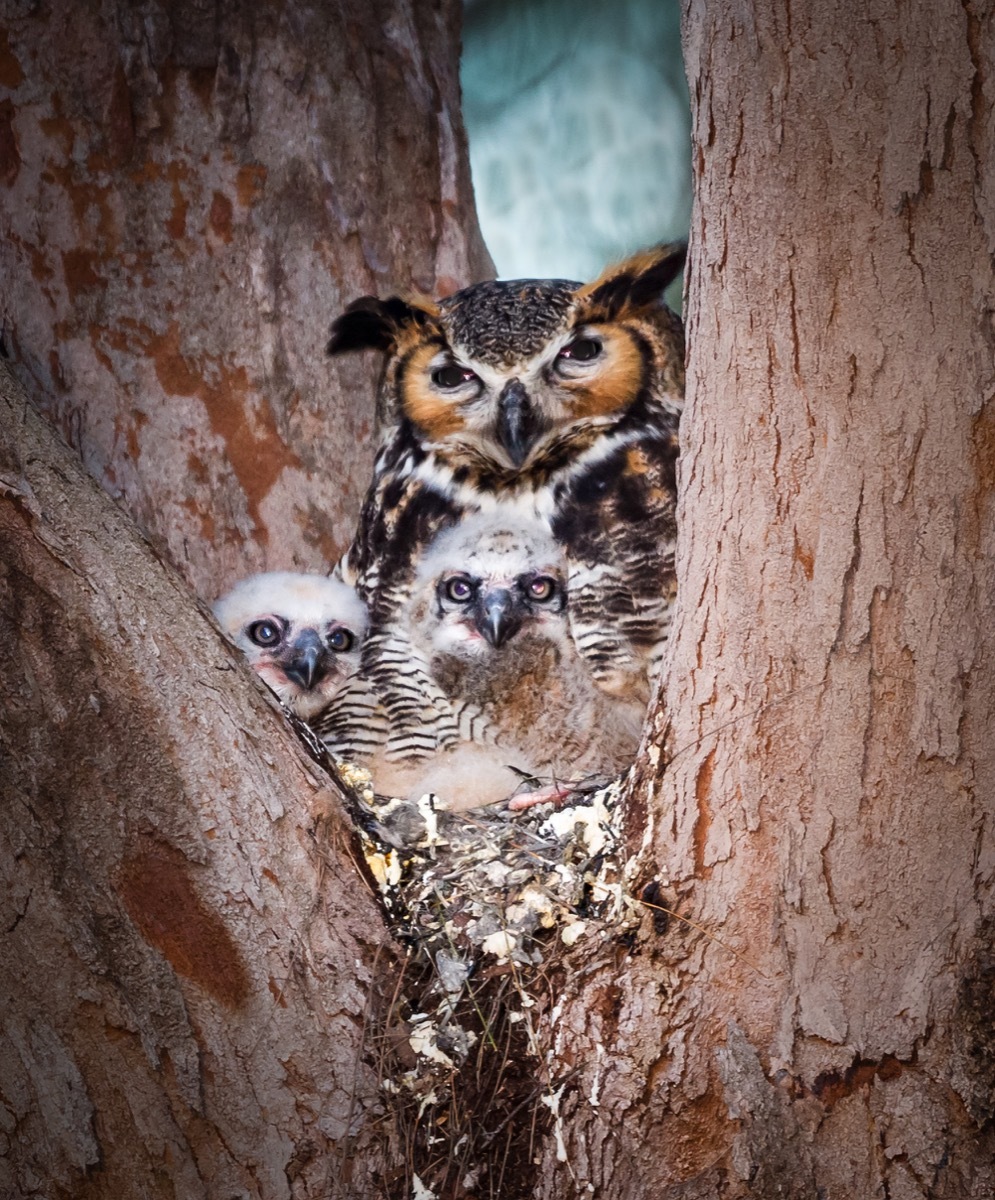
[327,244,685,761]
[213,572,367,722]
[348,513,644,811]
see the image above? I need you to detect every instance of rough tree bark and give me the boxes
[7,1,995,1198]
[1,360,402,1197]
[535,2,995,1197]
[0,4,489,1198]
[0,1,490,599]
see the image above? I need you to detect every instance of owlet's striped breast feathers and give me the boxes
[327,243,686,757]
[334,512,642,811]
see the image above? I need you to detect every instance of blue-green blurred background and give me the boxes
[461,0,691,291]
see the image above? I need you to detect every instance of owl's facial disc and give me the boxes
[403,318,647,466]
[403,345,484,440]
[435,574,527,648]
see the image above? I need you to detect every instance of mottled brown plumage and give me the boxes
[328,244,685,758]
[347,515,642,809]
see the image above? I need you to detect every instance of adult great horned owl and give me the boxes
[349,513,642,810]
[214,572,367,722]
[328,244,685,757]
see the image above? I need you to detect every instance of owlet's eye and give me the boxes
[328,627,354,652]
[557,336,602,364]
[527,576,557,602]
[443,576,475,603]
[431,362,479,390]
[247,619,283,647]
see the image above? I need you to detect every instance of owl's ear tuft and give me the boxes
[578,242,687,320]
[327,295,440,356]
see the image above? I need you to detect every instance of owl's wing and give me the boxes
[359,625,463,759]
[346,440,488,759]
[311,672,388,760]
[554,427,679,704]
[338,462,393,598]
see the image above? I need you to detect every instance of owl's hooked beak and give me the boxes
[475,587,523,648]
[496,379,539,467]
[283,629,328,690]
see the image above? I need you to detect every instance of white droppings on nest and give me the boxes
[541,1082,570,1164]
[539,780,620,859]
[480,929,518,961]
[414,791,447,847]
[560,917,587,946]
[505,882,561,929]
[330,757,645,1187]
[411,1173,438,1200]
[342,765,641,1037]
[480,858,515,886]
[366,846,404,890]
[408,1014,477,1068]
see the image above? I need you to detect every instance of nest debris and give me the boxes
[296,715,651,1200]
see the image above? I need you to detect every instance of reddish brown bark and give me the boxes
[531,1,995,1196]
[0,1,491,600]
[0,359,403,1198]
[0,5,490,1196]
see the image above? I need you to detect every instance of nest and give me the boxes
[296,716,647,1200]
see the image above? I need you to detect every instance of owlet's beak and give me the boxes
[283,629,328,690]
[474,587,523,648]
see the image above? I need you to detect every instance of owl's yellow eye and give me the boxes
[527,576,557,602]
[431,362,479,390]
[247,619,284,647]
[327,627,355,652]
[557,336,602,364]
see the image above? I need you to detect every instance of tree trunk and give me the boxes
[7,2,995,1197]
[0,359,406,1198]
[534,1,995,1196]
[0,0,490,599]
[1,4,489,1197]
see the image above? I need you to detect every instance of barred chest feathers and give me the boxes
[327,243,686,759]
